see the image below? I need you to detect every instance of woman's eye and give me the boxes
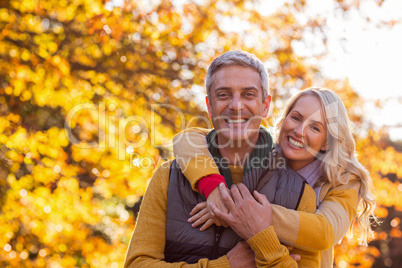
[311,125,320,132]
[291,116,300,121]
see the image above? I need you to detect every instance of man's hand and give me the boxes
[206,184,230,228]
[210,183,273,240]
[226,241,256,268]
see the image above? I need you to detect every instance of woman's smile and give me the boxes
[287,136,306,149]
[279,95,328,171]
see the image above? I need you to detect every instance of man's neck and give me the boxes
[218,136,259,166]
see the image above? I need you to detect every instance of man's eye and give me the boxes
[243,91,258,98]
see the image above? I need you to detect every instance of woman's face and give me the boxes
[279,94,328,171]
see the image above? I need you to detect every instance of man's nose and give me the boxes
[229,96,244,112]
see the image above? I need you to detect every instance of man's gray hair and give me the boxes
[205,50,269,101]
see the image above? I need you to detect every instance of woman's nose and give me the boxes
[293,123,304,138]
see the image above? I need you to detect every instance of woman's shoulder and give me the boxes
[318,173,361,195]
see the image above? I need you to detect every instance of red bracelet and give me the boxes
[196,174,227,198]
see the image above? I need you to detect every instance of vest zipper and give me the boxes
[212,226,224,259]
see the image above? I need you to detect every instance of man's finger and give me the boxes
[210,214,223,226]
[229,184,243,203]
[210,201,231,225]
[236,183,253,200]
[218,183,236,210]
[253,190,269,206]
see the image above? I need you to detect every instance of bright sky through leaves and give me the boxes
[288,0,402,140]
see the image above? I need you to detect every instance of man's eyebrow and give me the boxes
[214,86,260,93]
[242,87,259,91]
[214,87,232,91]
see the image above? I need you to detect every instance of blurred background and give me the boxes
[0,0,401,267]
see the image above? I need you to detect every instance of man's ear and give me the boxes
[262,95,271,117]
[205,96,212,118]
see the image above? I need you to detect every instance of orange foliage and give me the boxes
[0,0,401,267]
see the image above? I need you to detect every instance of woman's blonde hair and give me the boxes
[276,87,377,245]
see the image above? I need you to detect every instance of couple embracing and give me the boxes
[124,51,376,267]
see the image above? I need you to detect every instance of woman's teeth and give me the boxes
[289,137,305,148]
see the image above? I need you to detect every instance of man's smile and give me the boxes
[224,118,249,124]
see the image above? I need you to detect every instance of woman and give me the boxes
[173,87,377,267]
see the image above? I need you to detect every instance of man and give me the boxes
[124,51,317,267]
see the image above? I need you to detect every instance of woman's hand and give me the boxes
[189,183,231,230]
[205,184,230,228]
[188,202,215,231]
[284,245,301,262]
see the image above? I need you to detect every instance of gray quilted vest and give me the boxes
[164,160,308,263]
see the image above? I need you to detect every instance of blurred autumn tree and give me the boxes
[0,0,401,267]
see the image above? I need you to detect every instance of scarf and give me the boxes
[206,126,273,192]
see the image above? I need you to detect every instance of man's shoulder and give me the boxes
[159,159,175,168]
[153,159,174,176]
[146,160,175,193]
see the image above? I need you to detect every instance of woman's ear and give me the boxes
[320,143,330,154]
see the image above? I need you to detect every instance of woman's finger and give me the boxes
[190,201,207,216]
[282,244,293,251]
[199,218,214,231]
[188,207,208,223]
[290,254,301,262]
[192,211,211,227]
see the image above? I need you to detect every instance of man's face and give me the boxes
[206,65,271,146]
